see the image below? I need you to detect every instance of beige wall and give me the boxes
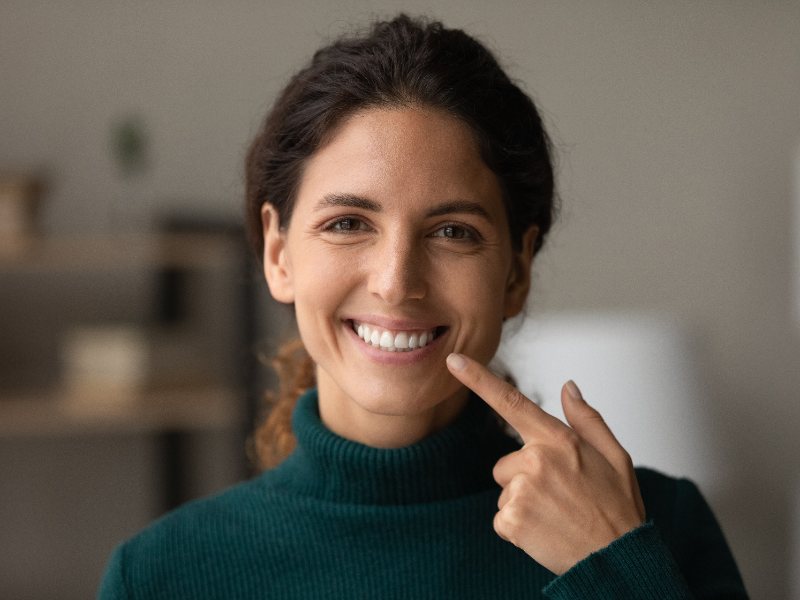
[2,1,798,597]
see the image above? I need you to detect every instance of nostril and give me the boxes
[367,255,428,303]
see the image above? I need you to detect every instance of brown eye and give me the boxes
[325,217,368,232]
[432,224,477,241]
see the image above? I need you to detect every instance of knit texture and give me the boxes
[98,389,748,599]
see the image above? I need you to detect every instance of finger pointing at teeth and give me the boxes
[445,352,565,443]
[445,351,646,575]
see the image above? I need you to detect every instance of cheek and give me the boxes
[438,251,510,308]
[289,248,356,341]
[289,240,351,298]
[438,256,509,358]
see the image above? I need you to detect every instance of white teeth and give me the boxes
[379,331,393,348]
[394,332,408,349]
[352,321,438,352]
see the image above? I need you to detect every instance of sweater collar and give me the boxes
[269,388,520,505]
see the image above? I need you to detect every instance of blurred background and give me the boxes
[1,1,798,597]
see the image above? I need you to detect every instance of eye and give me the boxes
[431,224,479,241]
[323,217,370,233]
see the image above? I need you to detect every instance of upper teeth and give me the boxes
[353,321,437,352]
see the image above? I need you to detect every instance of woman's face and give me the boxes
[262,107,535,431]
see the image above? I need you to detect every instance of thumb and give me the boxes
[561,381,625,468]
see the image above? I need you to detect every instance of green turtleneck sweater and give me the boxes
[98,389,747,599]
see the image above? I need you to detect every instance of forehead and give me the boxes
[294,106,504,217]
[321,106,479,165]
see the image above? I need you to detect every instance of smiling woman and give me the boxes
[259,107,535,449]
[97,14,748,599]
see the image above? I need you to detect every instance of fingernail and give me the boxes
[447,353,466,371]
[566,380,583,401]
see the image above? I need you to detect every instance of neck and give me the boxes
[316,369,470,448]
[271,388,520,505]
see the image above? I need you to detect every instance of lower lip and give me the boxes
[344,322,446,366]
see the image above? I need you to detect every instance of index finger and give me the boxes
[446,352,563,442]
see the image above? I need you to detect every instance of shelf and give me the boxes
[0,232,241,272]
[0,385,244,437]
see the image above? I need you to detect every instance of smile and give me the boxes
[349,320,445,352]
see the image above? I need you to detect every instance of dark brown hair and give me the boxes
[245,14,557,469]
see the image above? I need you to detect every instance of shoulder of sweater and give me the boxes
[632,466,720,554]
[633,466,703,514]
[634,466,705,516]
[101,474,300,595]
[635,465,684,497]
[118,473,285,557]
[630,471,747,596]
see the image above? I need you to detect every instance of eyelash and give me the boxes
[322,217,370,233]
[430,223,480,242]
[321,217,482,243]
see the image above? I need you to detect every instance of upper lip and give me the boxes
[345,314,445,331]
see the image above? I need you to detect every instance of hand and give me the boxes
[446,352,646,575]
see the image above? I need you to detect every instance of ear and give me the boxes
[503,225,539,319]
[261,203,295,304]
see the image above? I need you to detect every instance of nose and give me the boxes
[367,235,427,305]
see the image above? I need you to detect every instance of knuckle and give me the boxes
[493,511,510,541]
[580,410,607,433]
[552,429,583,471]
[508,472,532,495]
[492,462,503,484]
[492,453,515,484]
[555,427,581,450]
[494,505,522,542]
[609,444,633,469]
[469,363,483,383]
[582,403,604,421]
[577,403,606,426]
[498,386,527,414]
[497,490,506,510]
[520,447,546,477]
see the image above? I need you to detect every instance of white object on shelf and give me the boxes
[62,326,148,406]
[494,311,721,488]
[61,324,214,412]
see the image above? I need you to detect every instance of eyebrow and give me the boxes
[426,199,493,222]
[315,193,381,212]
[315,193,494,223]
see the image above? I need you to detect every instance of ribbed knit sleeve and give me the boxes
[543,523,690,599]
[97,543,130,600]
[543,472,749,599]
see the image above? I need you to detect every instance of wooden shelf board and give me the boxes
[0,386,244,437]
[0,232,241,272]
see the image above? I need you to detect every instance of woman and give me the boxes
[99,15,747,599]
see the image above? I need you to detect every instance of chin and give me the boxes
[343,373,465,418]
